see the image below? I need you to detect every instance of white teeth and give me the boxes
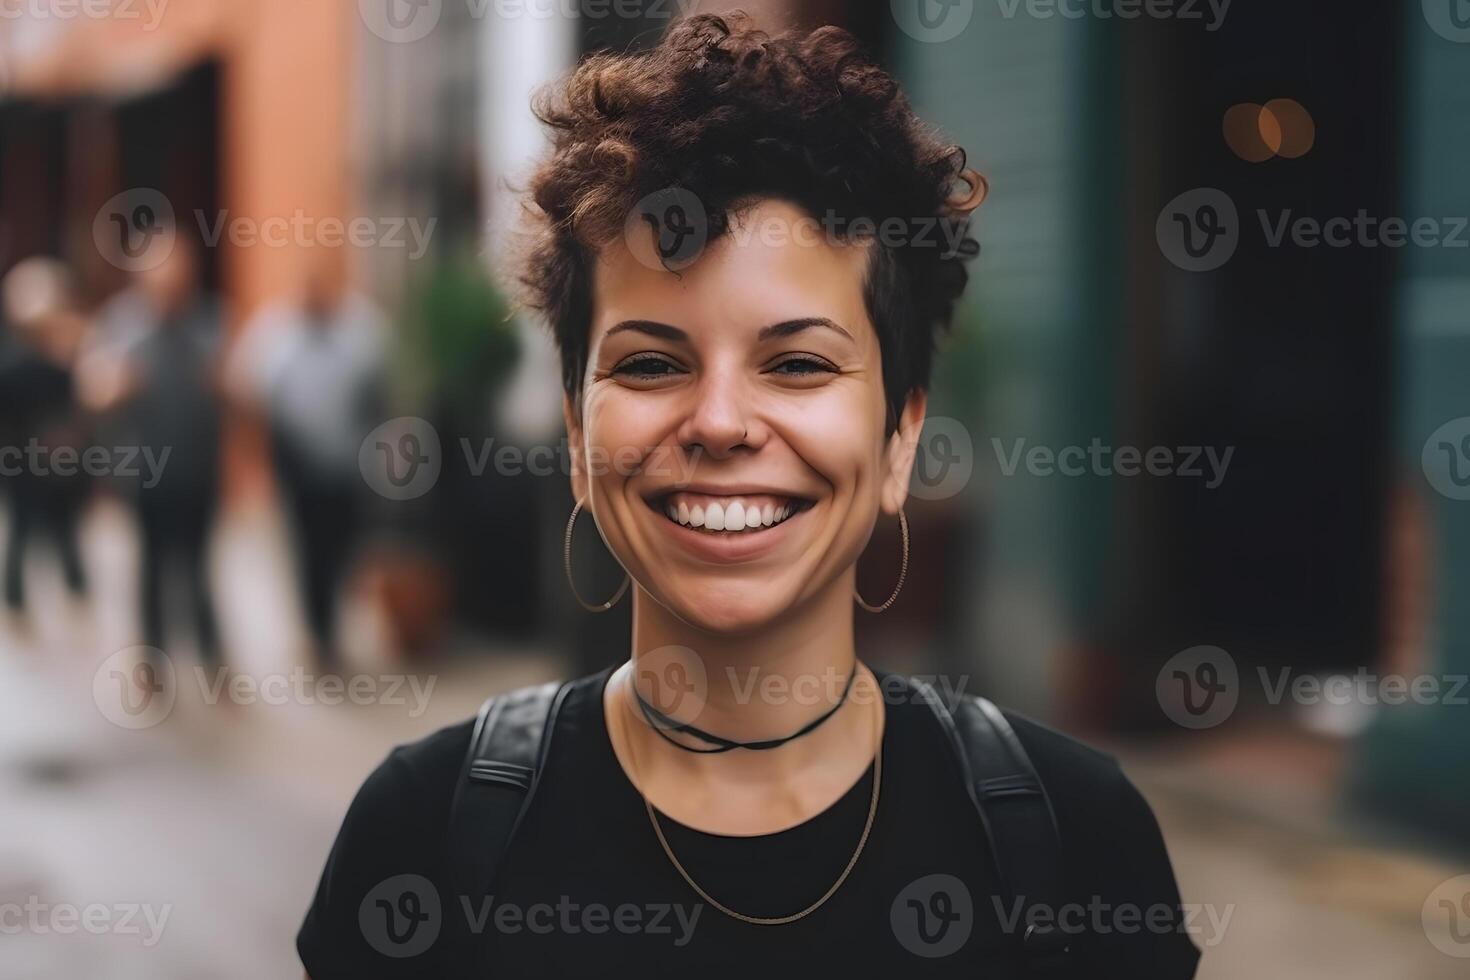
[664,496,805,533]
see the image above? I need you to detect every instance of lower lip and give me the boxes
[651,504,807,563]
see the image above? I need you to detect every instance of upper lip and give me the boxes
[642,483,815,502]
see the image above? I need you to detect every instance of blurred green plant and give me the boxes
[398,255,521,418]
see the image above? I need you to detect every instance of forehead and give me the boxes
[591,198,873,341]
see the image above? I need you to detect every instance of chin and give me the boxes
[652,582,800,638]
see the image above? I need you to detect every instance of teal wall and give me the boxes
[894,12,1120,713]
[1350,7,1470,840]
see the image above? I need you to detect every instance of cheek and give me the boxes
[580,387,668,477]
[777,384,888,495]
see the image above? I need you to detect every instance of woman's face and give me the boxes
[568,198,925,635]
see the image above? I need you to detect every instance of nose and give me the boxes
[676,366,761,460]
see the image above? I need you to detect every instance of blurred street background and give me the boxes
[1,1,1468,977]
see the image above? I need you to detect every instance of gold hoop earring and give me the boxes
[564,499,630,612]
[854,508,909,613]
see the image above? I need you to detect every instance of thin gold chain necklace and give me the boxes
[620,677,883,926]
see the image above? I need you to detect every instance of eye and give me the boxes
[767,354,838,377]
[612,352,685,381]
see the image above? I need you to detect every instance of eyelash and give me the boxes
[611,353,683,378]
[611,354,838,380]
[767,354,837,376]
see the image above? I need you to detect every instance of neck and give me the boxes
[622,569,872,776]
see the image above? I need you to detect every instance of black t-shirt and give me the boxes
[298,669,1201,978]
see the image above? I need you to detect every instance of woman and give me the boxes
[298,15,1200,979]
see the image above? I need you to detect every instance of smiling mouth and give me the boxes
[650,491,815,534]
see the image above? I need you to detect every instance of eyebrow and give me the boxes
[603,317,853,342]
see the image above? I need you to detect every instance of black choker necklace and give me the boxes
[631,667,858,753]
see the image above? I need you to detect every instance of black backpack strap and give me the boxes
[909,678,1074,975]
[445,680,569,975]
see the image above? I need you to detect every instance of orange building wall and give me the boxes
[6,1,359,500]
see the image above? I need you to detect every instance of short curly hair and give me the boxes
[513,13,983,428]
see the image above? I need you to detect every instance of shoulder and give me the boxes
[917,695,1175,877]
[304,715,476,891]
[996,708,1170,855]
[353,716,477,818]
[999,706,1127,804]
[297,674,603,979]
[885,673,1153,839]
[316,671,603,848]
[993,706,1200,975]
[295,716,473,978]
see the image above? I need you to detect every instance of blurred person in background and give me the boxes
[228,253,388,667]
[0,258,92,632]
[80,235,225,667]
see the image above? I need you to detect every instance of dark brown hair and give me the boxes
[512,13,983,427]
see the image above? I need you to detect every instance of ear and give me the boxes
[563,392,589,506]
[880,389,928,514]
